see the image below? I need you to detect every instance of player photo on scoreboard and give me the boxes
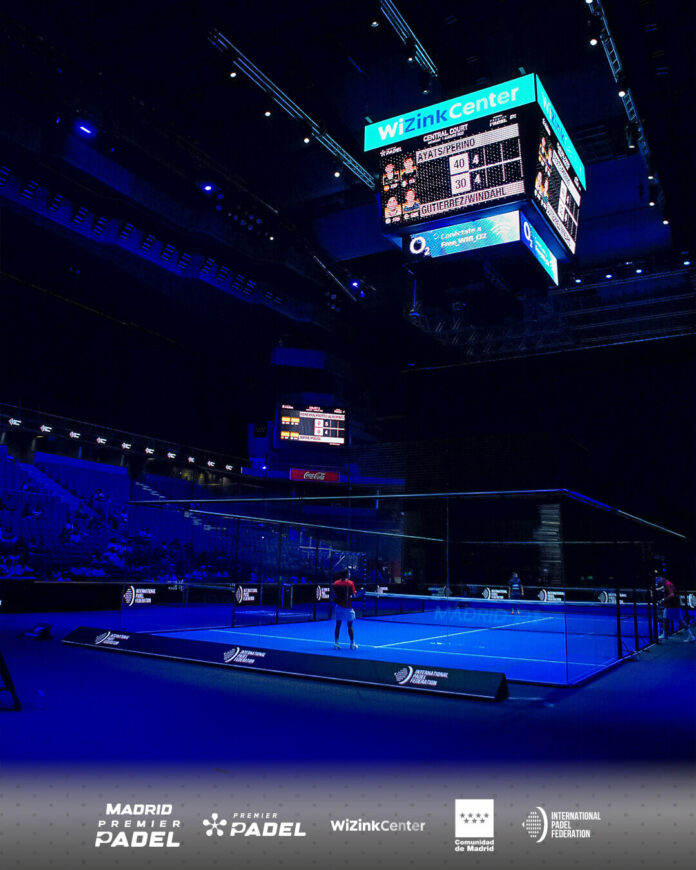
[383,193,403,224]
[402,188,421,219]
[382,161,400,191]
[400,154,418,187]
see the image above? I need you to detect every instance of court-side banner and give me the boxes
[62,626,508,700]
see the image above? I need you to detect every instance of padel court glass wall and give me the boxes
[125,489,689,685]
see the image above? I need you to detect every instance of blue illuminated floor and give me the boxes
[156,609,650,685]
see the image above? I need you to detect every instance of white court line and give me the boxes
[374,615,557,648]
[177,626,610,667]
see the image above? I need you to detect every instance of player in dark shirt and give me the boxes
[332,568,358,650]
[508,571,524,615]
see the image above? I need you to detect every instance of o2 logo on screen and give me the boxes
[409,235,431,258]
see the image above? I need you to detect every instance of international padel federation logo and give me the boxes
[122,586,136,607]
[202,813,228,837]
[223,647,241,664]
[394,666,414,685]
[522,807,548,842]
[95,631,112,645]
[235,586,243,604]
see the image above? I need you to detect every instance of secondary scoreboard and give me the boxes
[365,74,586,257]
[278,404,346,446]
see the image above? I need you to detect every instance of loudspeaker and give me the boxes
[21,623,52,640]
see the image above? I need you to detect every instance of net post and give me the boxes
[615,586,623,658]
[632,589,640,651]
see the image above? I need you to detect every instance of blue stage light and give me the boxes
[76,123,96,136]
[350,280,360,289]
[202,184,213,192]
[635,268,643,274]
[605,273,613,279]
[575,278,582,284]
[684,260,692,266]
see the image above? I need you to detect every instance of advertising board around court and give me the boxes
[62,625,509,700]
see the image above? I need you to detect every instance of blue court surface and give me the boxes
[150,599,652,685]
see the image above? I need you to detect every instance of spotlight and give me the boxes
[605,273,613,279]
[333,163,343,178]
[588,19,602,46]
[575,278,582,284]
[405,37,416,63]
[418,68,432,95]
[617,74,628,98]
[371,18,380,28]
[76,122,96,137]
[662,218,669,225]
[635,268,643,274]
[625,123,638,150]
[264,108,272,118]
[202,183,214,193]
[350,279,360,289]
[229,70,237,78]
[648,182,658,206]
[302,124,313,144]
[684,260,691,266]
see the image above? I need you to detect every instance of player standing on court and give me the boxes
[332,568,359,650]
[657,575,695,642]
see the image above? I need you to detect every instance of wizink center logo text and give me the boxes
[95,803,181,848]
[364,74,535,150]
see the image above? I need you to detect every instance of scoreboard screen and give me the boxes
[532,115,583,254]
[278,404,346,446]
[378,112,526,229]
[367,74,586,259]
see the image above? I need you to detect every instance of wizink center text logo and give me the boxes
[454,799,494,853]
[364,75,535,150]
[95,803,181,848]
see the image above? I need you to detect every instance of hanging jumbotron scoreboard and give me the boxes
[364,74,586,273]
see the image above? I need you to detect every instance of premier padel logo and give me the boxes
[202,810,306,839]
[223,648,240,663]
[95,631,111,645]
[235,586,243,604]
[394,666,414,685]
[203,813,228,837]
[522,807,549,842]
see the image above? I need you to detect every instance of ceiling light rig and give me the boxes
[209,29,373,189]
[379,0,439,79]
[587,0,666,213]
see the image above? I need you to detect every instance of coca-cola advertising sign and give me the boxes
[289,468,340,483]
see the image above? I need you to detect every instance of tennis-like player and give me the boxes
[332,568,358,650]
[657,575,695,642]
[508,571,524,614]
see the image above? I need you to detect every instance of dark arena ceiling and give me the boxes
[0,0,694,365]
